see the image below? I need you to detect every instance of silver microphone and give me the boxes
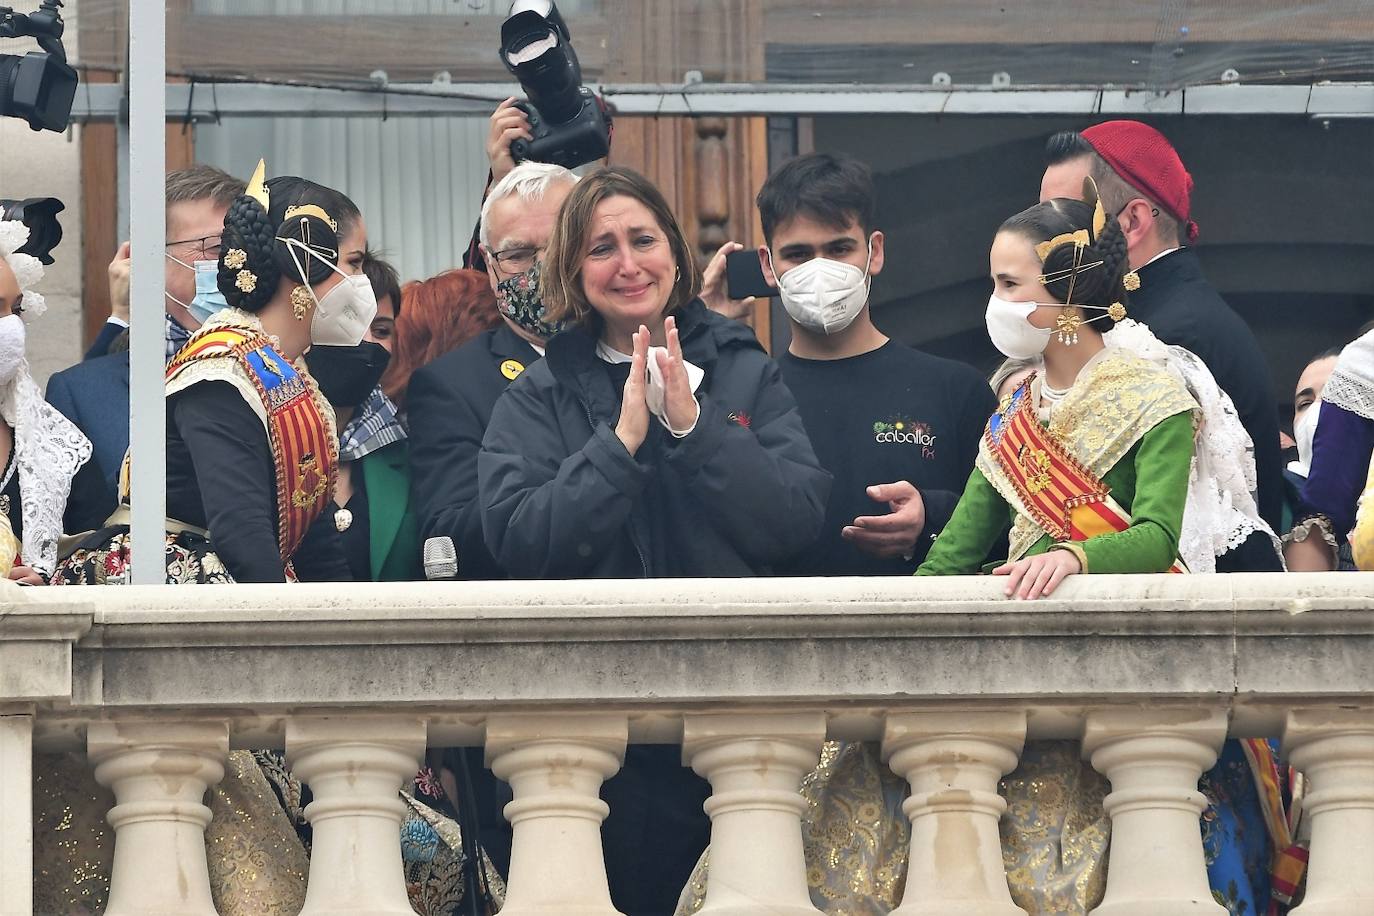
[423,536,459,580]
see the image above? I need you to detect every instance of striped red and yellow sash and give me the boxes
[987,377,1184,571]
[168,326,335,563]
[1239,738,1308,913]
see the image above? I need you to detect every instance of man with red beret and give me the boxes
[1040,119,1283,572]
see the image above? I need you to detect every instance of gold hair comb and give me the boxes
[284,205,338,233]
[1034,230,1091,263]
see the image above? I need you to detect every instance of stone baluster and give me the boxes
[883,711,1027,916]
[88,720,228,916]
[682,712,826,916]
[286,716,426,915]
[1285,709,1374,916]
[1,714,33,916]
[1083,708,1227,916]
[487,713,628,916]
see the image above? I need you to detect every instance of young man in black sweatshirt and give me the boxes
[757,153,997,575]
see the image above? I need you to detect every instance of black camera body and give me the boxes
[511,89,610,171]
[0,0,77,133]
[500,2,611,170]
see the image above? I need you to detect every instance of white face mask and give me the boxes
[281,238,379,347]
[0,314,25,386]
[1292,401,1321,477]
[985,293,1053,360]
[768,247,872,336]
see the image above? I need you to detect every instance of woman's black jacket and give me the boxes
[478,298,831,578]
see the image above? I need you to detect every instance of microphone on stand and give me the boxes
[423,536,459,580]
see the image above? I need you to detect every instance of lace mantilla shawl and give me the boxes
[1,368,92,576]
[1323,328,1374,422]
[1103,319,1281,572]
[0,220,91,574]
[978,347,1198,564]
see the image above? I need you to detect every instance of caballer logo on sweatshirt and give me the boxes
[873,416,937,458]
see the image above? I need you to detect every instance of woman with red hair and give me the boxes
[381,268,500,410]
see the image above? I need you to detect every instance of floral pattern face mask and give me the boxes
[495,260,566,340]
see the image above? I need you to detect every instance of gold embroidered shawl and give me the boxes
[977,348,1198,561]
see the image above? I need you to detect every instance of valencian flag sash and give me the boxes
[987,378,1184,571]
[167,327,336,563]
[1238,737,1309,914]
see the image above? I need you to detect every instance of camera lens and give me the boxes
[0,51,78,133]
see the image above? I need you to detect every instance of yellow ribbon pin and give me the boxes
[500,359,525,381]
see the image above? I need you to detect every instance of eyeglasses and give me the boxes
[166,233,223,261]
[489,245,545,273]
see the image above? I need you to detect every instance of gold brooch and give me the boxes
[235,269,257,293]
[1108,302,1127,322]
[223,248,247,269]
[292,452,328,509]
[1021,446,1053,495]
[290,285,314,321]
[1122,271,1141,292]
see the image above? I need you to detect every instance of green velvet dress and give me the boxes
[916,409,1196,576]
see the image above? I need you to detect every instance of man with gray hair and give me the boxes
[408,159,578,582]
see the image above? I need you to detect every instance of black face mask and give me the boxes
[304,341,391,409]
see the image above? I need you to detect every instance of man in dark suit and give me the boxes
[1040,120,1283,572]
[45,344,128,530]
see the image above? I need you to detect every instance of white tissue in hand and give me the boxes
[643,345,704,426]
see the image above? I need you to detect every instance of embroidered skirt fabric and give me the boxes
[50,526,233,585]
[674,738,1282,916]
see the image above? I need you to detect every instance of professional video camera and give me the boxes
[0,197,63,264]
[0,0,77,132]
[499,1,610,169]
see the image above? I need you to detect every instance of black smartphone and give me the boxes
[726,249,779,300]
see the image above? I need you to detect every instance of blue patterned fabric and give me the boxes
[401,811,441,865]
[1201,739,1275,916]
[165,313,192,362]
[338,385,407,463]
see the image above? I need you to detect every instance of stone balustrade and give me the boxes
[1,573,1372,916]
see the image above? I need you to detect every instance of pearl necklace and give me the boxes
[1041,381,1071,407]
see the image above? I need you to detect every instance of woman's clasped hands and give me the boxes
[614,317,700,456]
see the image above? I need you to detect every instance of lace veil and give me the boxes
[1103,319,1282,572]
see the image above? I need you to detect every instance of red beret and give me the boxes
[1082,120,1199,242]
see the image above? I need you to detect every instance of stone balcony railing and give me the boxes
[2,573,1373,916]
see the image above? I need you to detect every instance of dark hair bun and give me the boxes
[215,174,361,314]
[1039,213,1130,311]
[270,212,339,286]
[217,195,280,313]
